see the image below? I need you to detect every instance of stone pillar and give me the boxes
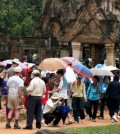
[71,42,82,60]
[105,44,115,66]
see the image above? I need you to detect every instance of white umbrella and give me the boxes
[90,68,114,76]
[64,66,76,83]
[102,66,119,71]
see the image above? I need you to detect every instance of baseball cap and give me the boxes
[32,70,40,75]
[14,66,22,73]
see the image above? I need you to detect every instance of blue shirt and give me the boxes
[87,83,100,100]
[101,83,109,94]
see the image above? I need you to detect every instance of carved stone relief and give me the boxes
[35,0,120,43]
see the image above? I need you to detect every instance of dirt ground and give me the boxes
[0,103,120,134]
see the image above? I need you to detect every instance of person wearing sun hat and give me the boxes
[43,92,62,127]
[7,58,20,78]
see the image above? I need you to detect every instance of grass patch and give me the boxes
[65,125,120,134]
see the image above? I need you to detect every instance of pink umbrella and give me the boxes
[61,57,79,65]
[18,62,28,69]
[1,59,28,69]
[1,59,13,66]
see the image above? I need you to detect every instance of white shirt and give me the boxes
[58,77,68,99]
[26,77,46,96]
[43,98,58,114]
[7,75,24,94]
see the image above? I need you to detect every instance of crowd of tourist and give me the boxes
[0,58,120,130]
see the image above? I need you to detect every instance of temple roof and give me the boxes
[35,0,120,44]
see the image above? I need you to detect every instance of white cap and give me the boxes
[88,58,92,62]
[32,54,38,60]
[32,70,40,75]
[14,66,22,73]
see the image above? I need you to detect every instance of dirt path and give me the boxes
[0,104,120,134]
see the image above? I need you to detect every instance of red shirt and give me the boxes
[41,85,50,105]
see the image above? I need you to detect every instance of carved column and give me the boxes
[71,42,82,60]
[105,44,115,66]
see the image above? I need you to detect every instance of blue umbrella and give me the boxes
[95,64,105,68]
[71,63,93,79]
[57,105,71,124]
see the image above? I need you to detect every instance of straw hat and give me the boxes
[12,58,20,64]
[51,92,59,99]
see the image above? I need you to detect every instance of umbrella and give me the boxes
[38,58,68,71]
[1,59,28,69]
[95,64,105,68]
[18,63,28,69]
[57,105,71,124]
[71,63,93,79]
[1,59,13,66]
[23,62,35,68]
[90,68,114,76]
[64,66,76,83]
[102,66,119,71]
[61,56,79,65]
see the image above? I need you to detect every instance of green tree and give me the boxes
[0,0,43,36]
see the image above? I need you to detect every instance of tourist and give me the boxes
[86,76,100,122]
[6,66,24,129]
[72,75,86,123]
[106,74,120,122]
[48,73,58,98]
[99,76,111,119]
[41,77,50,123]
[23,70,46,130]
[43,92,62,127]
[7,58,19,78]
[52,69,69,104]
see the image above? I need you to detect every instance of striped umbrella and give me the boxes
[71,63,93,79]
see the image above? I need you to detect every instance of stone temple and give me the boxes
[0,0,120,66]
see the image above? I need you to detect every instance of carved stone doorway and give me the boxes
[82,43,106,66]
[93,44,106,66]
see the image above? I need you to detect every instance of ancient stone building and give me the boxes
[0,35,48,64]
[35,0,120,66]
[0,0,120,66]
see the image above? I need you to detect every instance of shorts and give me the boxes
[8,93,21,109]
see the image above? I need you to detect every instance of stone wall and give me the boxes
[0,35,47,64]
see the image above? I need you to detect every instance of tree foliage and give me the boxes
[0,0,43,36]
